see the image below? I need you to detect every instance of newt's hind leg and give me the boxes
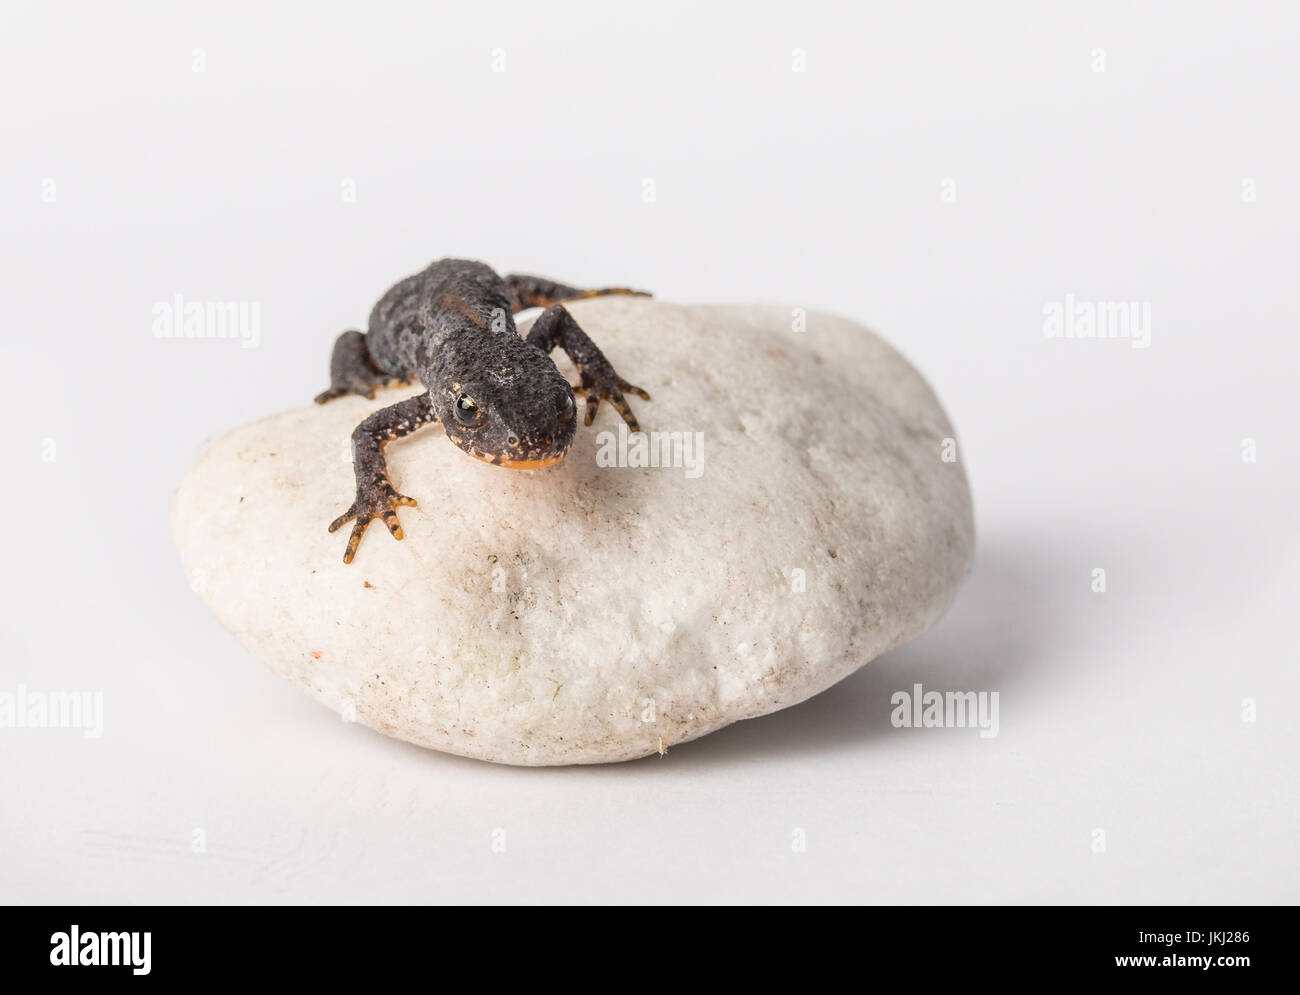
[314,330,413,404]
[329,392,439,564]
[505,274,652,314]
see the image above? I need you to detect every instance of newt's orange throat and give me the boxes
[469,451,566,470]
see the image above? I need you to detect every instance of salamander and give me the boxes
[314,258,651,563]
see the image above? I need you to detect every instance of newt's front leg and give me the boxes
[525,304,651,431]
[330,392,438,563]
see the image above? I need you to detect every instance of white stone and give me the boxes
[171,300,974,765]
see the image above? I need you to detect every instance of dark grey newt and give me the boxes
[314,258,651,563]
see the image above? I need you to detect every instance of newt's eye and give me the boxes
[453,393,483,425]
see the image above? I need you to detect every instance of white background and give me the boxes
[2,1,1297,903]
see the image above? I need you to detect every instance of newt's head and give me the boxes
[432,344,577,469]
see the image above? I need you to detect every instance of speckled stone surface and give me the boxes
[171,300,974,765]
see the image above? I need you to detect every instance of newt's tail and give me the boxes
[504,273,652,314]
